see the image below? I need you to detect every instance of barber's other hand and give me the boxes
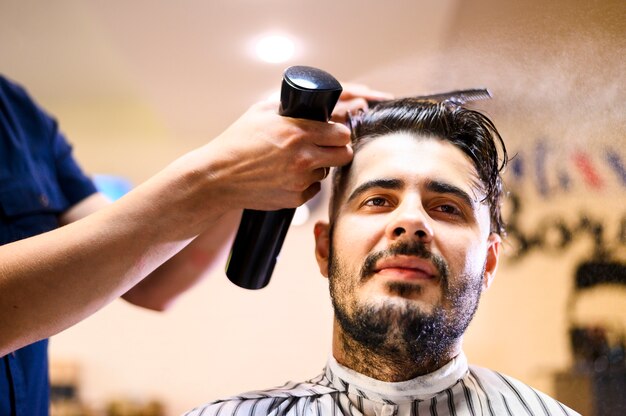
[330,83,393,123]
[199,100,351,211]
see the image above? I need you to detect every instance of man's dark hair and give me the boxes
[330,98,508,236]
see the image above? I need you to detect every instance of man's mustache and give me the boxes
[360,240,449,282]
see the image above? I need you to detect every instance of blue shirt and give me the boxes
[0,75,97,416]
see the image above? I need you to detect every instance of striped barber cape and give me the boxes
[184,352,580,416]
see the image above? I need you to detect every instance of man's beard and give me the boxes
[328,238,485,365]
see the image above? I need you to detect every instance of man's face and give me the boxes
[314,133,501,359]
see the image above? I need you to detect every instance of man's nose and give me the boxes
[385,201,434,243]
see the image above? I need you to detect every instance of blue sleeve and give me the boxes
[1,75,97,207]
[0,75,98,243]
[48,117,98,206]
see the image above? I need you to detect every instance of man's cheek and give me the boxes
[441,240,471,271]
[459,244,485,275]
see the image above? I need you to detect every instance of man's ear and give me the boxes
[483,233,501,290]
[314,221,331,278]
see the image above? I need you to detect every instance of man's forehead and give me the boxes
[345,132,484,199]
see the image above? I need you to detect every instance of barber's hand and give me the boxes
[201,100,352,211]
[330,83,393,123]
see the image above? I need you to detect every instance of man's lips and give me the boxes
[373,256,437,280]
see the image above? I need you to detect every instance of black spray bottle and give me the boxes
[226,66,343,289]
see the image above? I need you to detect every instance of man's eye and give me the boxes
[364,197,390,207]
[434,204,462,215]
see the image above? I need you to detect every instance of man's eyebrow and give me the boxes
[346,179,404,204]
[426,180,476,208]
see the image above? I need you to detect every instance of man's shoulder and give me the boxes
[183,378,338,416]
[466,364,581,415]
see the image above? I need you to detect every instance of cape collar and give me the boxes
[325,352,469,403]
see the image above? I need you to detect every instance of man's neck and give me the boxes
[331,322,462,382]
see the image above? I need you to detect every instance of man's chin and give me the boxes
[343,298,449,357]
[361,296,437,323]
[366,288,438,317]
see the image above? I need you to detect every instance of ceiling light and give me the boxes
[255,34,295,63]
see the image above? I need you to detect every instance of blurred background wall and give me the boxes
[1,0,624,414]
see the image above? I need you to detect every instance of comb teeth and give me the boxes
[368,88,492,106]
[418,88,492,105]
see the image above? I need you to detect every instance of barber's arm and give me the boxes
[57,193,241,312]
[120,210,241,311]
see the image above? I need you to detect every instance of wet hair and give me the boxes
[330,98,509,235]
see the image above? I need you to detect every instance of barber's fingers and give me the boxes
[311,166,331,182]
[332,84,393,123]
[302,182,322,204]
[286,146,348,194]
[310,143,353,169]
[286,117,351,147]
[289,169,329,206]
[281,182,322,209]
[331,97,369,123]
[339,83,393,102]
